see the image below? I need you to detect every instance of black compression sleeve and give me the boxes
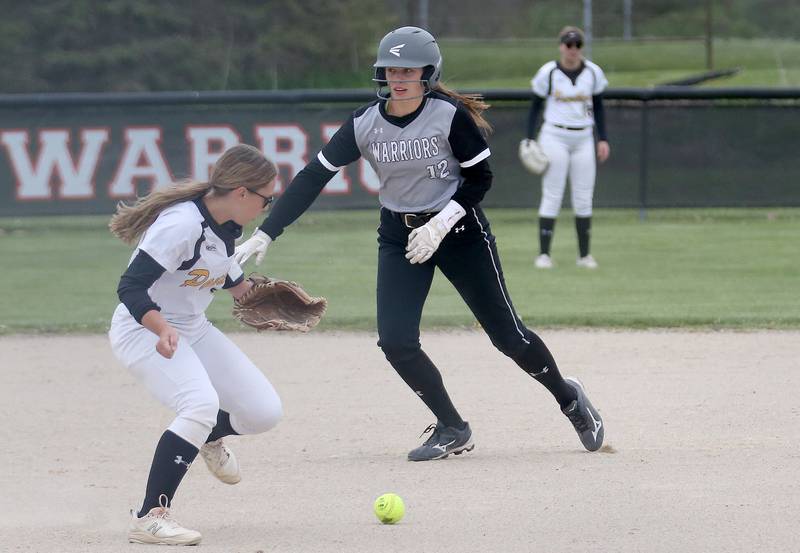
[452,159,492,208]
[117,250,166,324]
[592,95,608,141]
[259,158,336,240]
[448,103,490,166]
[526,95,545,139]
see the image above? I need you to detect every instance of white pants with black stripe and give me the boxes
[109,304,282,448]
[538,122,596,218]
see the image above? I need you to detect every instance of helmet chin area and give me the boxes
[372,77,431,101]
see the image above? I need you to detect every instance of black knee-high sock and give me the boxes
[575,216,591,258]
[383,348,464,429]
[515,333,577,409]
[539,217,556,255]
[205,410,239,443]
[138,430,199,517]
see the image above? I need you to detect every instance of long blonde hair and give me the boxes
[109,144,277,244]
[433,82,492,133]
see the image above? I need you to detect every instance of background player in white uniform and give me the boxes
[526,26,610,269]
[235,26,604,463]
[108,145,282,545]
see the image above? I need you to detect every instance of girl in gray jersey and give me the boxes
[236,27,605,461]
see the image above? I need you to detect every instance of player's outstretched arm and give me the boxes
[236,158,339,267]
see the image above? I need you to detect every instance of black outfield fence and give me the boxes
[0,87,798,216]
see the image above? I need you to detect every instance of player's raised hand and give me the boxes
[156,326,179,359]
[234,229,272,266]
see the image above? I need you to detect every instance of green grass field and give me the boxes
[440,38,800,88]
[1,208,797,334]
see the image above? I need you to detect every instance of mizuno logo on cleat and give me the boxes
[432,439,455,452]
[587,410,602,440]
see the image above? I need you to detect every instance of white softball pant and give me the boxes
[538,122,596,218]
[109,304,282,449]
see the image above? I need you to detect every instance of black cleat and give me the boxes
[407,421,474,461]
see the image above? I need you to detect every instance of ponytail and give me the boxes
[109,180,211,244]
[433,83,492,133]
[109,143,277,245]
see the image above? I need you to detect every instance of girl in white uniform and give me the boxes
[526,26,610,269]
[108,144,282,545]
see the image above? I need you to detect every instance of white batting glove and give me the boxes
[405,200,466,264]
[234,229,272,266]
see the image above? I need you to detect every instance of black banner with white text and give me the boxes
[1,98,799,216]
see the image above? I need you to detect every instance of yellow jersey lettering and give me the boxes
[554,90,590,103]
[181,269,210,287]
[200,276,227,290]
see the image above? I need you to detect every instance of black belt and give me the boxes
[387,210,437,229]
[553,124,588,131]
[403,213,436,229]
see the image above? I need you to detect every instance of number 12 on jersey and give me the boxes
[426,159,450,179]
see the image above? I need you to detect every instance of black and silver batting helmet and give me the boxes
[373,26,442,90]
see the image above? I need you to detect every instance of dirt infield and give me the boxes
[1,330,798,552]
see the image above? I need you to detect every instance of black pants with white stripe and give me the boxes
[377,206,567,426]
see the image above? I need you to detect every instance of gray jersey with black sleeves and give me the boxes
[316,92,491,213]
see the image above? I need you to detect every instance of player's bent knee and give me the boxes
[495,339,530,360]
[377,333,422,356]
[185,395,221,430]
[170,394,220,448]
[379,342,421,363]
[484,329,534,360]
[236,399,283,435]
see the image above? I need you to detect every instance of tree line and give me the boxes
[0,0,796,93]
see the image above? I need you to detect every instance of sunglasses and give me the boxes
[250,189,275,209]
[564,41,583,49]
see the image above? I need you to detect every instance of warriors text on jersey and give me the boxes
[259,91,494,240]
[317,91,490,212]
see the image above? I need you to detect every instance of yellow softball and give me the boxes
[373,493,405,524]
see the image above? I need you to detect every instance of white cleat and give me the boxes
[535,254,554,269]
[576,255,598,269]
[200,439,241,484]
[128,495,202,546]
